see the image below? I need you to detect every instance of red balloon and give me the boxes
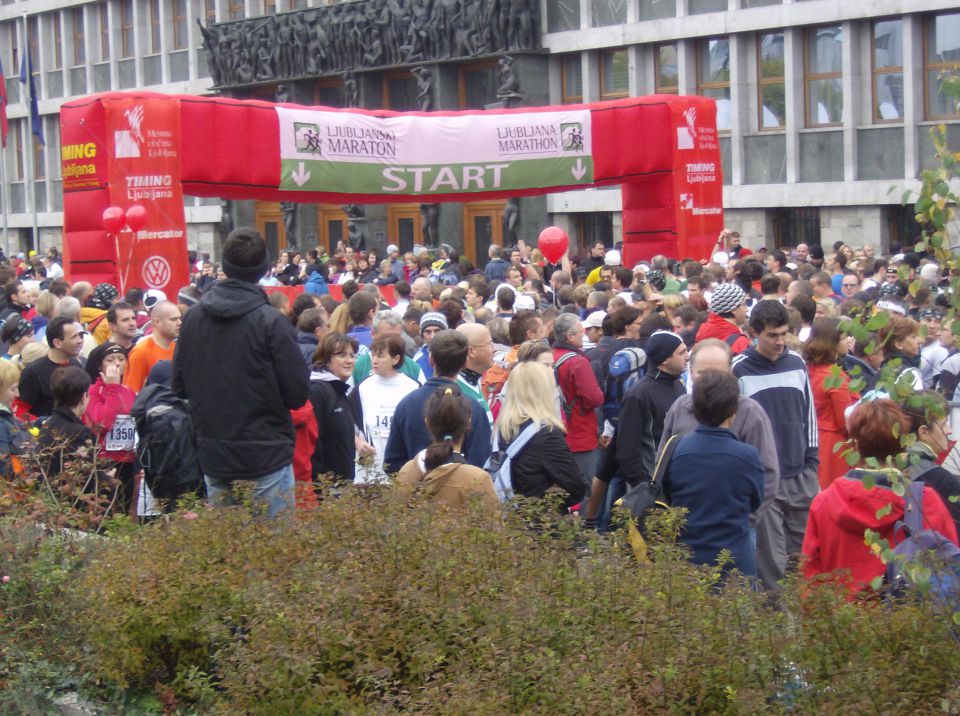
[125,204,148,233]
[101,206,125,234]
[537,226,569,264]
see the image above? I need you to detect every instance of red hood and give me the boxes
[696,312,741,341]
[818,473,905,534]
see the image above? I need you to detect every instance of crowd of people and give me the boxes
[2,226,959,594]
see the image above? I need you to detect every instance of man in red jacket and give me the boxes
[552,313,604,498]
[695,282,751,354]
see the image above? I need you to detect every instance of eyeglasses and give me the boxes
[333,352,357,360]
[842,283,859,288]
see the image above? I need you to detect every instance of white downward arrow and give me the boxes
[571,158,587,181]
[291,161,311,187]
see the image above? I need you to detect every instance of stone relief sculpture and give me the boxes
[281,202,298,246]
[199,0,541,86]
[420,203,440,246]
[411,67,434,111]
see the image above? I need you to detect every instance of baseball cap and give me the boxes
[583,311,606,329]
[604,250,622,267]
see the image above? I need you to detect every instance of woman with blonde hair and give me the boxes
[327,302,351,335]
[493,361,585,509]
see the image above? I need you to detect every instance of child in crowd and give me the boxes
[0,359,32,477]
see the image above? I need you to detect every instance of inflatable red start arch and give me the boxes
[59,91,724,296]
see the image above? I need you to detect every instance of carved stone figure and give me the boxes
[412,67,433,111]
[281,202,298,246]
[202,0,542,86]
[420,203,440,246]
[496,55,522,104]
[275,84,291,104]
[220,199,234,242]
[343,73,359,107]
[503,198,520,245]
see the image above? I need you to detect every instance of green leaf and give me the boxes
[870,575,884,591]
[876,503,893,519]
[866,312,890,331]
[845,449,861,467]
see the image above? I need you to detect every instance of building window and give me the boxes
[50,13,63,70]
[804,25,843,126]
[872,19,903,122]
[697,38,730,130]
[33,130,45,180]
[459,62,498,109]
[205,0,217,23]
[13,121,24,181]
[264,0,278,15]
[383,72,417,111]
[72,8,85,65]
[758,31,785,129]
[148,0,161,54]
[98,2,110,62]
[9,21,20,75]
[546,0,580,33]
[561,54,582,104]
[313,79,343,107]
[172,0,188,50]
[592,0,627,28]
[773,207,820,249]
[655,43,678,94]
[924,12,960,120]
[120,0,134,58]
[229,0,245,21]
[27,16,39,71]
[600,49,629,100]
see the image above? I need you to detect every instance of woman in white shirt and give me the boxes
[350,334,419,482]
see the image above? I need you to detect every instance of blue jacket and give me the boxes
[663,426,764,575]
[732,346,818,479]
[413,344,433,380]
[296,330,318,368]
[304,268,329,295]
[383,376,491,474]
[484,257,510,283]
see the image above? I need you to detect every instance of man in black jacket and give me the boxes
[173,227,309,518]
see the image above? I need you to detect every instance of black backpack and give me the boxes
[130,384,203,500]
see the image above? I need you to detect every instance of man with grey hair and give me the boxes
[658,337,781,589]
[552,312,605,494]
[351,310,425,386]
[484,244,510,283]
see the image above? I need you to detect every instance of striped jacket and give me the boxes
[732,347,819,479]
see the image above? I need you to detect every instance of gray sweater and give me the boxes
[659,393,780,527]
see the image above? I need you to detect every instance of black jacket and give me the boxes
[907,443,960,537]
[501,420,585,509]
[616,369,685,486]
[38,407,96,477]
[173,279,309,481]
[308,370,356,483]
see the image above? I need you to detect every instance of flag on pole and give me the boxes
[18,52,43,146]
[0,57,8,148]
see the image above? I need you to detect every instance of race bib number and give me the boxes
[105,414,136,452]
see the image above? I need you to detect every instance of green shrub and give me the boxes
[55,491,960,714]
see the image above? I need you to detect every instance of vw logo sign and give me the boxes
[142,255,171,289]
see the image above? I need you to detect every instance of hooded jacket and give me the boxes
[303,267,330,296]
[801,470,958,592]
[905,442,960,537]
[173,279,309,480]
[695,313,751,354]
[395,452,500,517]
[553,342,604,453]
[308,369,356,483]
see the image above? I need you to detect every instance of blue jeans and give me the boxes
[205,464,295,520]
[597,474,626,533]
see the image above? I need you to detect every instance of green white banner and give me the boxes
[277,106,593,195]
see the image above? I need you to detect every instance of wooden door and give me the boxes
[317,204,348,253]
[463,200,505,266]
[387,204,423,255]
[254,201,284,260]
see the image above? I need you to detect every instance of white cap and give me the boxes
[712,251,730,267]
[920,263,940,282]
[144,288,167,310]
[514,294,536,311]
[583,311,606,329]
[604,250,621,267]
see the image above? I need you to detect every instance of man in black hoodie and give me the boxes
[174,227,309,518]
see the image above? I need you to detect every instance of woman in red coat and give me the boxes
[804,318,859,489]
[801,400,958,594]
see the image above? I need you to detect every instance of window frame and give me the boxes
[654,43,678,95]
[382,71,417,110]
[72,7,85,66]
[560,54,583,104]
[98,1,110,63]
[871,18,904,124]
[757,30,785,131]
[599,48,629,101]
[458,60,498,109]
[172,0,188,50]
[229,0,245,21]
[148,0,161,55]
[923,12,960,121]
[696,37,730,130]
[120,0,135,59]
[803,24,844,128]
[50,12,64,70]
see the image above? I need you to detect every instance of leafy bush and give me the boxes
[51,491,960,714]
